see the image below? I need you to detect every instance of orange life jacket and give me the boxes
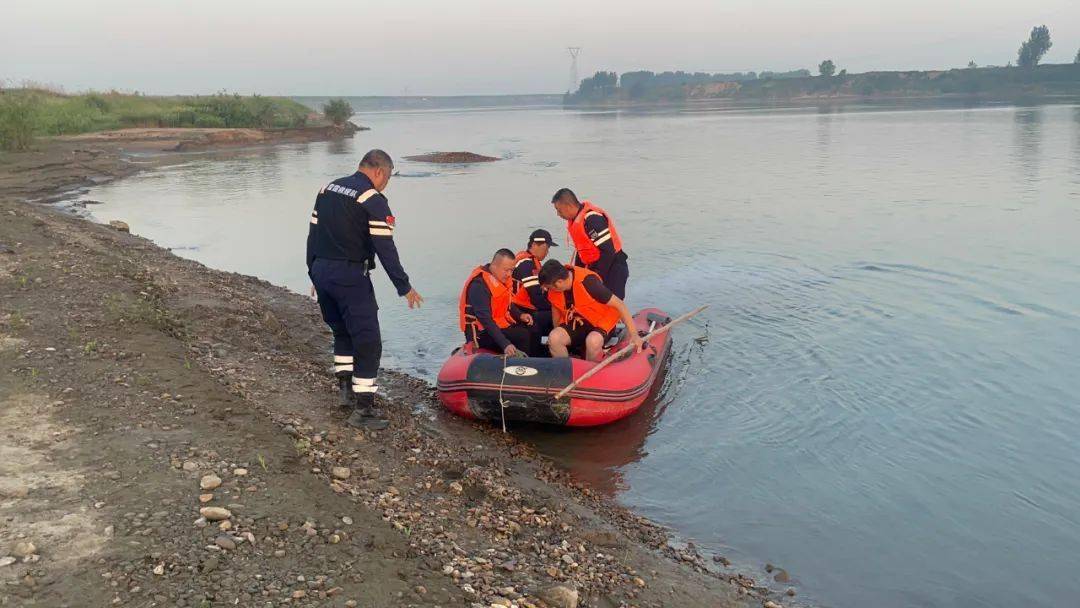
[567,201,623,266]
[547,266,620,333]
[511,250,542,310]
[458,265,513,334]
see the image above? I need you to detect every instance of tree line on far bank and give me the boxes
[569,24,1080,103]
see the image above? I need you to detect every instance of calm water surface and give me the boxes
[86,101,1080,608]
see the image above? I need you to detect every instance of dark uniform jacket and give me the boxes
[511,256,552,312]
[306,172,411,296]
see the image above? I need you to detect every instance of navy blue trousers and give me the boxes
[310,258,381,394]
[598,257,630,300]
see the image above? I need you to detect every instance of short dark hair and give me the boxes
[538,259,570,285]
[551,188,579,205]
[492,248,515,263]
[359,149,394,171]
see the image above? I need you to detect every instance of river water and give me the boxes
[85,100,1080,607]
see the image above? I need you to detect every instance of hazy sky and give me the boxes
[5,0,1080,96]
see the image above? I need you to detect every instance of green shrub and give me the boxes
[117,110,167,128]
[191,113,226,128]
[0,95,38,151]
[189,94,250,127]
[84,93,110,113]
[323,98,353,126]
[249,95,277,128]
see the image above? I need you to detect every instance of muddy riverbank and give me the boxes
[0,130,774,607]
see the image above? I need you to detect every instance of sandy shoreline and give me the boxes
[0,128,779,607]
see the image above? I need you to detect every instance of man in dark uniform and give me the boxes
[551,188,630,299]
[511,229,556,343]
[306,149,423,429]
[460,249,536,356]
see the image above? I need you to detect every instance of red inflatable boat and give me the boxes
[437,308,673,427]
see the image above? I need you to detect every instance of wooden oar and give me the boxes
[553,305,709,400]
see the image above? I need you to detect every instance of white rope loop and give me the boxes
[498,354,510,433]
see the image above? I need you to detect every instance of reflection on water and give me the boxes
[815,111,834,180]
[86,101,1080,608]
[521,328,712,497]
[326,138,350,156]
[1012,106,1044,193]
[1072,107,1080,183]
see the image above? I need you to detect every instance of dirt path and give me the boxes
[0,133,775,608]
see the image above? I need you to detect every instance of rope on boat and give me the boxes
[498,353,510,433]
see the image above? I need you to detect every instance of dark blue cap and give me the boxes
[529,229,558,247]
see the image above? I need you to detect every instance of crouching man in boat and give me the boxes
[512,229,557,343]
[538,260,643,362]
[551,188,630,299]
[306,149,424,430]
[460,249,539,357]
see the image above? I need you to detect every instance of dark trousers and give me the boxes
[600,257,630,300]
[310,258,381,395]
[530,309,553,338]
[467,324,537,356]
[526,309,553,355]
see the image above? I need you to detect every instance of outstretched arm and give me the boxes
[583,275,642,351]
[361,191,422,307]
[607,296,643,350]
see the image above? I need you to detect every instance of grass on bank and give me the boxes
[0,89,320,151]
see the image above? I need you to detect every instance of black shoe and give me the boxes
[346,408,389,430]
[346,393,389,430]
[337,376,354,409]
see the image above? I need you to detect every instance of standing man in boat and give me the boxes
[306,149,424,430]
[460,249,537,357]
[551,188,630,299]
[512,229,557,343]
[538,259,642,362]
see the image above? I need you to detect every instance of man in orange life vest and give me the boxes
[538,259,643,362]
[511,229,557,340]
[551,188,630,299]
[460,249,537,357]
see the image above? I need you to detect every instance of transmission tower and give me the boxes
[567,47,581,93]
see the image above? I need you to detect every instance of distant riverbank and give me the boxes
[565,63,1080,106]
[0,89,344,152]
[295,94,563,114]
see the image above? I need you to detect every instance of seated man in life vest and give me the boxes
[460,249,537,357]
[511,229,557,342]
[537,259,643,362]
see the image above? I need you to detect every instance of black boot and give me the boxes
[346,393,389,430]
[337,374,354,409]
